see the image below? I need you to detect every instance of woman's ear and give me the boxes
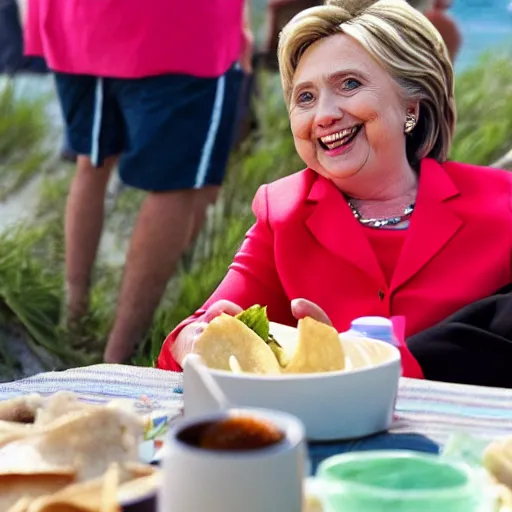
[407,102,420,120]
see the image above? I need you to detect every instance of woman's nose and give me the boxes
[314,95,343,128]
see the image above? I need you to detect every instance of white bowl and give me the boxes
[184,322,401,441]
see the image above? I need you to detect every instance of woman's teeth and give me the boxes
[320,125,361,150]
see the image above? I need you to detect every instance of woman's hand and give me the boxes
[171,300,243,366]
[291,298,333,326]
[171,298,333,367]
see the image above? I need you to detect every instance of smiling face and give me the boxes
[289,33,415,193]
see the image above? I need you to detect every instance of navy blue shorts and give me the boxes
[54,64,245,191]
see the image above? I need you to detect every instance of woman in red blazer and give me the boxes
[157,0,512,377]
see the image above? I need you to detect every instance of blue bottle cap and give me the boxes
[350,316,394,342]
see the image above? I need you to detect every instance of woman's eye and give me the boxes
[342,79,362,91]
[297,91,314,104]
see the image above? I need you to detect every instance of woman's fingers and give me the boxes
[171,320,209,366]
[202,300,244,323]
[173,301,243,366]
[291,298,333,326]
[190,321,209,342]
[194,301,243,345]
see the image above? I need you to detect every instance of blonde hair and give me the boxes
[278,0,455,163]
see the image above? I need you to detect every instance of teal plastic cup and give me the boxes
[315,450,493,512]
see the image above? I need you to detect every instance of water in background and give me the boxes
[450,0,512,71]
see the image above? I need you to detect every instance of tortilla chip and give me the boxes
[283,317,345,373]
[7,497,34,512]
[34,392,96,426]
[117,471,160,506]
[0,419,37,434]
[124,462,158,479]
[0,394,44,423]
[0,439,76,476]
[28,463,158,512]
[0,474,75,511]
[0,407,143,482]
[7,498,31,512]
[27,464,120,512]
[99,463,120,512]
[194,314,281,374]
[40,408,142,481]
[0,392,98,428]
[0,392,99,449]
[0,420,39,448]
[0,394,157,512]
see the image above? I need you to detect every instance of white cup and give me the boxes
[158,407,306,512]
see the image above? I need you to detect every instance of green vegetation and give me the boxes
[0,80,50,200]
[451,54,512,166]
[0,54,511,375]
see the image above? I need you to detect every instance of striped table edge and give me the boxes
[1,364,512,445]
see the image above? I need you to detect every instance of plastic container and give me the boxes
[345,316,398,346]
[314,451,494,512]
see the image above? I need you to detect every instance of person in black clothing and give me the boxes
[408,284,512,389]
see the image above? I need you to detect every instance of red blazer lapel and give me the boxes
[305,174,385,284]
[303,160,463,292]
[392,159,463,291]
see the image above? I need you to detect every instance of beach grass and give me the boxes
[451,53,512,166]
[0,80,51,200]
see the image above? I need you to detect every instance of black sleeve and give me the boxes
[407,284,512,388]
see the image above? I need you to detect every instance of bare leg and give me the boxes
[104,187,217,363]
[65,156,117,325]
[189,185,220,246]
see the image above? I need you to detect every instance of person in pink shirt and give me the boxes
[24,0,252,363]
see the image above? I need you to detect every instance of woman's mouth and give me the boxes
[318,124,363,151]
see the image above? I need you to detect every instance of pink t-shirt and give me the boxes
[24,0,244,78]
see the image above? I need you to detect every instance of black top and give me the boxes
[408,284,512,388]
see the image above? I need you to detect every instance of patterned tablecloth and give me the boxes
[1,364,512,468]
